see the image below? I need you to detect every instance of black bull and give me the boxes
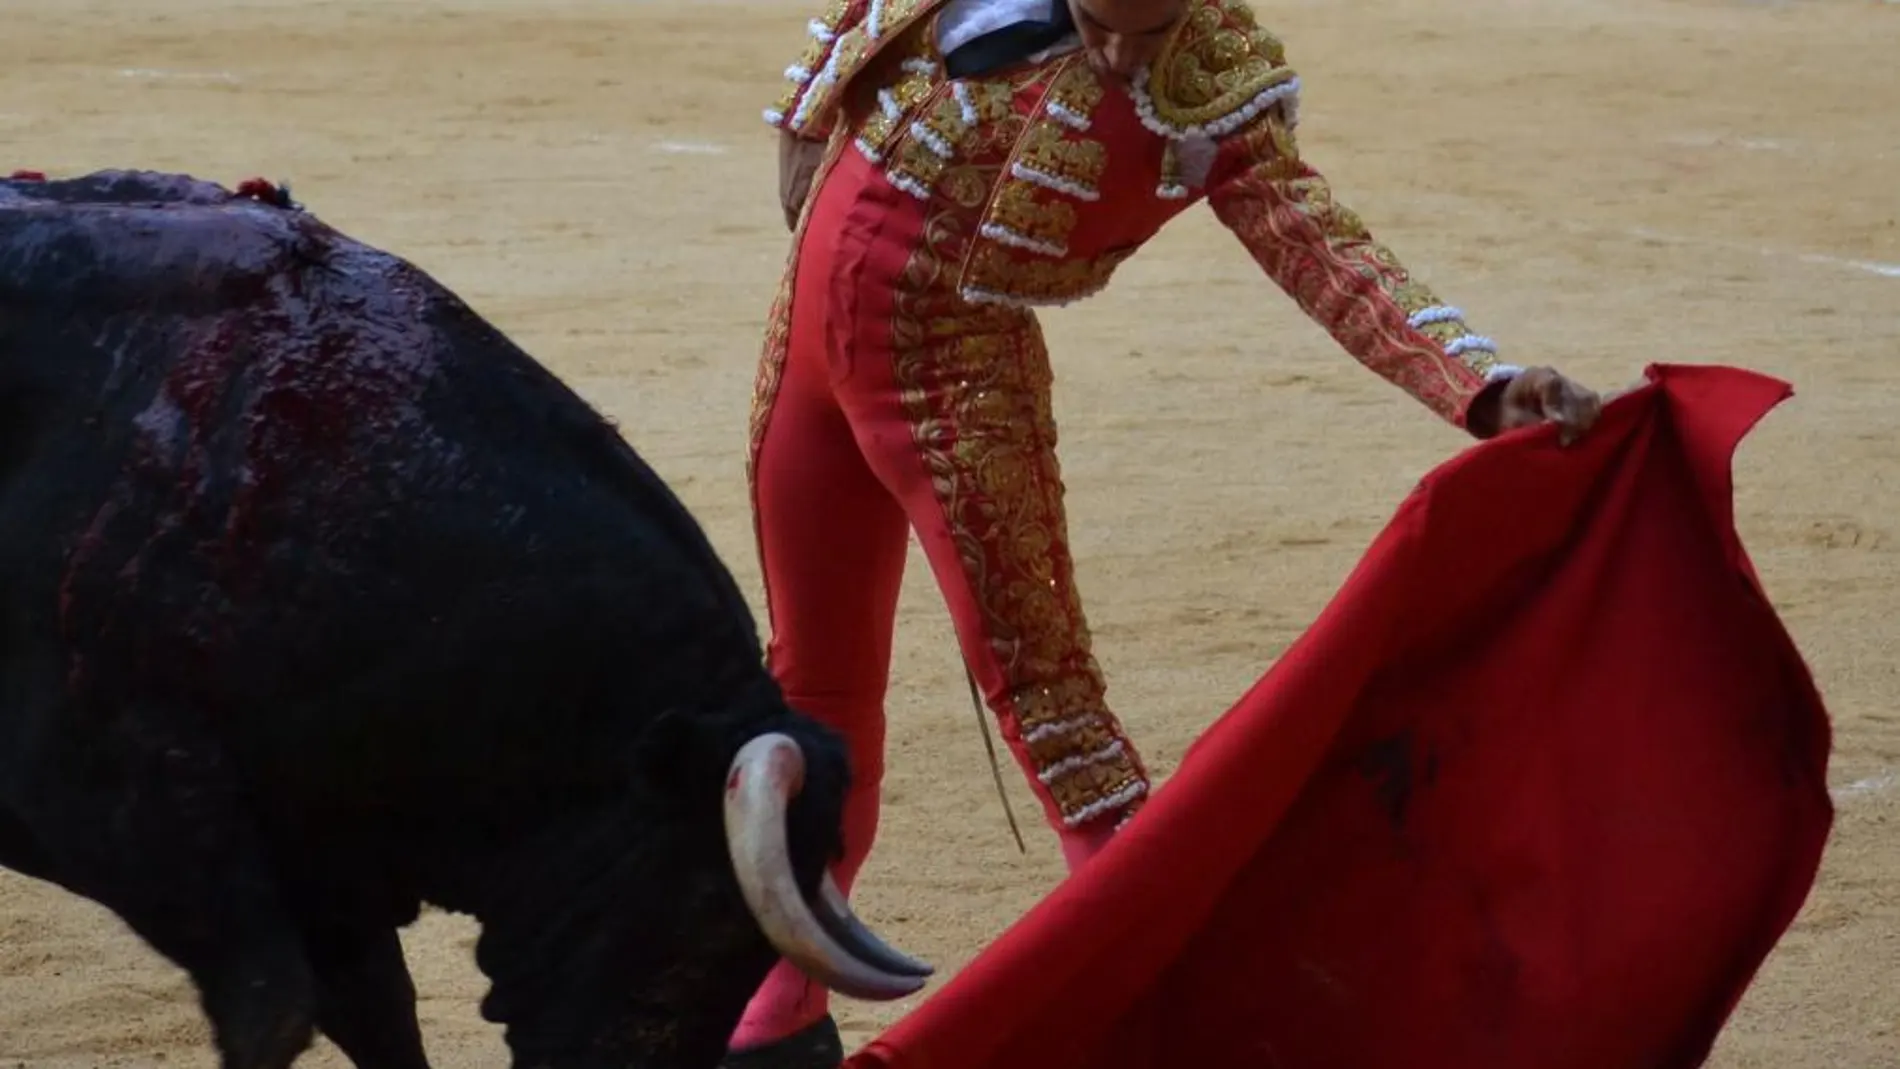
[0,170,930,1069]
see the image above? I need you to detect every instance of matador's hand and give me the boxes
[778,130,825,231]
[1469,366,1603,445]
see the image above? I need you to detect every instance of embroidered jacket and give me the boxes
[764,0,1521,428]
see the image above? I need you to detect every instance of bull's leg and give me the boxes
[175,924,318,1069]
[302,924,431,1069]
[57,829,318,1069]
[21,709,318,1069]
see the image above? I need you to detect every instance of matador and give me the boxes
[732,1,1604,1065]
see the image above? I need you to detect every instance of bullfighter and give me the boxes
[733,1,1605,1064]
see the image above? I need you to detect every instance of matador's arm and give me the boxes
[1202,108,1522,433]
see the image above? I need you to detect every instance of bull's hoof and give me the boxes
[721,1015,843,1069]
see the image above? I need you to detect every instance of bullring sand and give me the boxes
[1,0,1894,1064]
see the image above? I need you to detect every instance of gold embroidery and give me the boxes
[759,47,1153,825]
[783,0,945,138]
[854,84,918,156]
[1411,319,1464,349]
[886,153,1151,827]
[985,180,1078,254]
[886,134,950,194]
[949,59,1112,264]
[746,270,795,640]
[1144,0,1298,135]
[882,63,1064,207]
[851,31,943,159]
[1262,168,1489,365]
[870,0,935,33]
[796,25,873,130]
[770,84,801,127]
[958,242,1138,306]
[1158,142,1186,196]
[1389,280,1448,327]
[1042,60,1106,126]
[816,0,852,30]
[870,77,952,194]
[769,0,862,132]
[922,91,974,151]
[1013,119,1108,196]
[965,79,1020,127]
[748,269,795,492]
[793,34,831,76]
[917,90,970,141]
[768,36,833,126]
[1207,114,1498,421]
[882,92,967,197]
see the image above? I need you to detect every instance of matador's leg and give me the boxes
[834,299,1153,855]
[733,154,912,1057]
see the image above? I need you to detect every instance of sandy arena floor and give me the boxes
[1,0,1895,1064]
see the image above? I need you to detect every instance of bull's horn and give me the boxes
[723,733,931,1001]
[814,872,933,979]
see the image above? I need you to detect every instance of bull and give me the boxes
[0,169,930,1069]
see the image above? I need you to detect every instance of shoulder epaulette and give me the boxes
[1133,0,1300,141]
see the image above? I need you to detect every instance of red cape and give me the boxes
[847,363,1833,1069]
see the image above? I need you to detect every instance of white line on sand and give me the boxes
[1831,772,1895,802]
[651,140,728,155]
[118,68,241,84]
[1624,226,1900,280]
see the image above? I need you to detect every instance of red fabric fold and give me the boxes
[845,363,1833,1069]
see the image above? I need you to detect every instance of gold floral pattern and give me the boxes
[1042,61,1106,128]
[772,0,942,141]
[1012,119,1109,197]
[752,0,1511,826]
[944,58,1129,294]
[1143,0,1298,133]
[886,132,954,197]
[748,269,796,495]
[792,26,874,136]
[751,43,1151,828]
[1205,113,1499,425]
[777,13,1137,301]
[767,0,868,137]
[958,242,1138,306]
[983,179,1079,254]
[887,167,1152,826]
[853,55,941,160]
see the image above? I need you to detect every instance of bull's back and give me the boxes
[0,170,319,497]
[0,171,762,784]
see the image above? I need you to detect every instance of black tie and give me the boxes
[943,0,1077,78]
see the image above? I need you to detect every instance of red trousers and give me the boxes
[736,143,1151,1046]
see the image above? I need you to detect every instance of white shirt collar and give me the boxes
[936,0,1081,61]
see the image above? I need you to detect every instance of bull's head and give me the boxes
[722,734,934,999]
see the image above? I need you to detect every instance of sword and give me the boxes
[964,661,1028,854]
